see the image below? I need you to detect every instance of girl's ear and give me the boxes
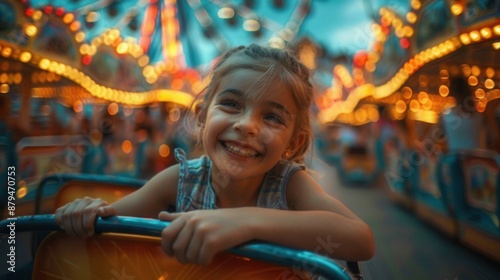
[285,131,307,158]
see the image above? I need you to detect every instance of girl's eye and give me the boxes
[265,114,285,125]
[219,99,240,109]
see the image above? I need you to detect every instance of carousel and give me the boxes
[315,0,500,263]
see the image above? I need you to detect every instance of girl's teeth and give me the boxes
[224,143,257,157]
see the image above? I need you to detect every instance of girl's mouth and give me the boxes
[221,141,259,158]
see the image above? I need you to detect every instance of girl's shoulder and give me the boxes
[271,159,305,175]
[174,148,217,211]
[174,147,209,163]
[285,166,331,211]
[256,160,305,209]
[174,148,211,177]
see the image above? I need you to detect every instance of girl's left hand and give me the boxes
[158,209,253,265]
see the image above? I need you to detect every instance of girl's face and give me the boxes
[201,68,300,183]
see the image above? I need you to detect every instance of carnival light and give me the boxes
[439,85,449,97]
[484,79,495,89]
[0,84,9,93]
[122,140,133,154]
[159,144,171,157]
[20,52,32,63]
[450,3,464,16]
[480,27,492,39]
[24,24,38,37]
[406,12,417,23]
[468,76,478,86]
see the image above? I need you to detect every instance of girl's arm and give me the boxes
[250,169,375,261]
[110,164,180,218]
[159,169,375,264]
[55,164,179,237]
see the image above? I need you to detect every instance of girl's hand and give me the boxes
[55,197,116,238]
[158,209,253,265]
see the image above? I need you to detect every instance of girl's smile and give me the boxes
[220,140,260,159]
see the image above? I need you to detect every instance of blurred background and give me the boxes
[0,0,499,279]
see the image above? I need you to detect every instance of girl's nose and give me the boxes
[233,112,259,136]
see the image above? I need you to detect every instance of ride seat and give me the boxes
[32,231,310,280]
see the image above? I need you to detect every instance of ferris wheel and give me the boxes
[26,0,313,70]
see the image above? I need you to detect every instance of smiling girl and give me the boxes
[55,44,375,265]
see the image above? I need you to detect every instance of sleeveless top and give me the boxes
[174,148,305,212]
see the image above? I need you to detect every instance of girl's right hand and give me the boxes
[55,197,116,238]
